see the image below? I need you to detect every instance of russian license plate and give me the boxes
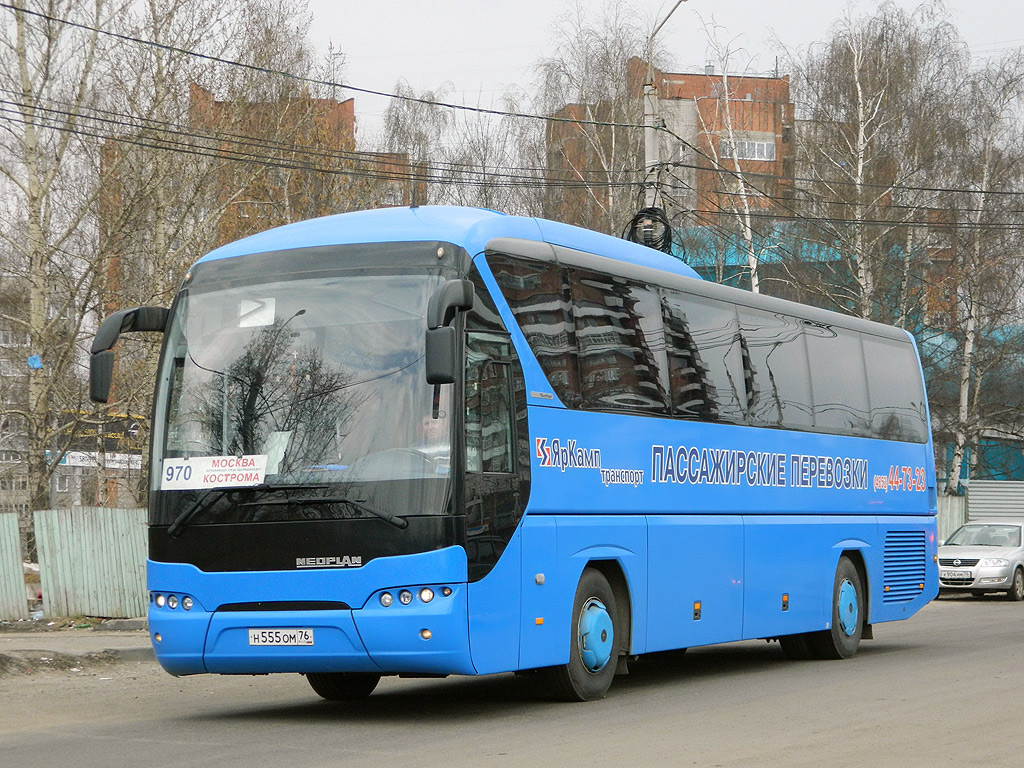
[941,570,971,580]
[248,628,314,646]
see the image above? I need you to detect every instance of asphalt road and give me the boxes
[1,595,1019,768]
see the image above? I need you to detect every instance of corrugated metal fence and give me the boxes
[34,507,147,619]
[966,480,1024,521]
[0,513,28,620]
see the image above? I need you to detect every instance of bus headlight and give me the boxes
[379,592,394,607]
[154,594,166,608]
[181,596,193,611]
[419,588,434,603]
[167,595,179,609]
[399,590,413,605]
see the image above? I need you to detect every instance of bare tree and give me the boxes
[938,52,1024,494]
[534,0,649,234]
[788,2,966,321]
[0,1,136,551]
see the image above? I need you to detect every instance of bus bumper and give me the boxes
[147,551,474,677]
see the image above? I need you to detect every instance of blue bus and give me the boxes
[91,206,937,701]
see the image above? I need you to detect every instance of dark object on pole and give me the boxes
[623,207,677,256]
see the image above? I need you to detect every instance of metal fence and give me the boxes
[34,507,147,619]
[0,513,28,620]
[937,494,967,541]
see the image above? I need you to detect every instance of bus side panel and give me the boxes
[646,515,744,652]
[467,530,523,675]
[556,515,649,656]
[513,515,648,670]
[519,515,563,669]
[741,516,875,639]
[866,515,938,625]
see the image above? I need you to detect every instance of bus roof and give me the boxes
[195,206,701,281]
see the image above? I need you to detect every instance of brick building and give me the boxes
[629,58,795,221]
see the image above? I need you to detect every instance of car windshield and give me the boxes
[945,524,1022,548]
[149,252,456,527]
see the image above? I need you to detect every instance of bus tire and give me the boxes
[546,567,619,702]
[809,556,864,660]
[306,672,381,701]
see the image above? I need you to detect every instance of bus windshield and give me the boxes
[150,263,454,527]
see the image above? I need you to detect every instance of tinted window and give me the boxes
[863,334,928,442]
[804,323,871,436]
[465,333,515,473]
[466,263,507,333]
[660,291,719,420]
[665,292,746,424]
[738,308,814,430]
[569,269,669,414]
[488,255,580,406]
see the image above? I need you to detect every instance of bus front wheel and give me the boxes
[306,672,381,701]
[809,556,864,659]
[545,567,619,702]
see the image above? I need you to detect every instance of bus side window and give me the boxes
[465,333,515,474]
[568,269,670,414]
[862,334,928,442]
[664,291,746,424]
[660,291,717,420]
[738,307,814,431]
[486,255,581,407]
[803,323,871,437]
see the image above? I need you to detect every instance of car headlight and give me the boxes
[981,558,1009,567]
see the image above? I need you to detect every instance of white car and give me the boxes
[938,521,1024,601]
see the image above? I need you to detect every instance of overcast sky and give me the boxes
[305,0,1024,144]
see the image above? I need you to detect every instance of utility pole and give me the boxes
[643,0,687,208]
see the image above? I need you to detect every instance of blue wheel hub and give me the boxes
[578,597,614,673]
[838,579,859,637]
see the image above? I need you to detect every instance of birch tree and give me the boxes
[789,2,965,320]
[938,53,1024,494]
[0,1,132,550]
[533,0,649,234]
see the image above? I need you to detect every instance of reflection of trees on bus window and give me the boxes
[196,315,364,473]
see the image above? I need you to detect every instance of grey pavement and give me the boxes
[0,621,154,673]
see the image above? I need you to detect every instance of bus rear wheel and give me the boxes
[809,556,864,660]
[545,567,619,702]
[306,672,381,701]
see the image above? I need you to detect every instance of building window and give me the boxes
[0,329,25,347]
[720,139,776,161]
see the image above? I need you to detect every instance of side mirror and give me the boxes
[425,326,457,385]
[425,280,473,385]
[90,306,169,403]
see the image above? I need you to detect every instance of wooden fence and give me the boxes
[34,507,147,619]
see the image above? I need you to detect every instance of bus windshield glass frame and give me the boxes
[149,244,462,528]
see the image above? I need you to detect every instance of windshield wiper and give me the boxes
[167,487,235,537]
[238,496,409,529]
[166,482,332,537]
